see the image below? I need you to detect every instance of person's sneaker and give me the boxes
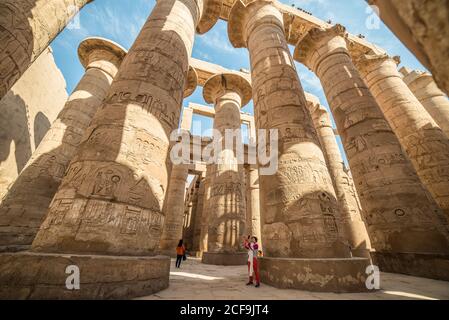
[255,283,260,288]
[246,282,253,286]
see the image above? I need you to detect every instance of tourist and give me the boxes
[243,235,260,287]
[175,239,186,268]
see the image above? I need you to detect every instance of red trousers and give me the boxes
[247,258,260,284]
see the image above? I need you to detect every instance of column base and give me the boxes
[372,252,449,281]
[259,257,372,293]
[202,252,247,266]
[0,251,170,299]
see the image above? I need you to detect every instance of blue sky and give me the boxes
[50,0,427,166]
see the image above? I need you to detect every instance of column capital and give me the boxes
[184,66,198,98]
[78,37,127,75]
[399,67,433,86]
[228,0,281,48]
[352,52,400,77]
[197,0,223,34]
[294,24,348,70]
[203,72,252,107]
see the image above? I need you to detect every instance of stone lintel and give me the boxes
[259,257,372,293]
[203,72,252,107]
[78,37,127,72]
[0,252,170,299]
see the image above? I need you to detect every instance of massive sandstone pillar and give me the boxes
[199,169,211,254]
[306,96,371,258]
[0,37,126,252]
[400,67,449,139]
[354,53,449,221]
[158,67,197,255]
[200,73,251,265]
[245,164,262,248]
[0,0,223,299]
[366,0,449,96]
[228,0,369,292]
[191,174,206,254]
[295,25,449,281]
[0,0,93,100]
[31,0,219,256]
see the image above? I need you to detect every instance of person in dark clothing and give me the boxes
[175,239,186,268]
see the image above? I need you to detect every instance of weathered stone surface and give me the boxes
[372,252,449,282]
[183,175,200,251]
[0,47,68,200]
[400,67,449,139]
[159,164,189,255]
[229,0,350,259]
[191,175,206,253]
[259,257,371,293]
[0,0,93,100]
[245,164,262,247]
[31,0,205,256]
[368,0,449,96]
[199,170,211,254]
[295,25,449,259]
[355,53,449,221]
[0,37,126,250]
[306,96,371,258]
[202,252,248,266]
[0,252,170,299]
[201,73,250,263]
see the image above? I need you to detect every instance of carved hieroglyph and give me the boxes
[31,0,217,256]
[245,164,262,247]
[228,0,350,259]
[202,73,250,254]
[400,68,449,139]
[306,98,371,258]
[0,0,93,100]
[354,53,449,221]
[295,25,449,254]
[0,37,126,250]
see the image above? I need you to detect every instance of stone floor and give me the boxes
[138,257,449,300]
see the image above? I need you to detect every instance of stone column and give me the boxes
[306,97,371,258]
[199,170,211,254]
[295,25,449,280]
[158,164,188,255]
[0,37,126,252]
[158,65,197,256]
[200,72,251,266]
[191,174,206,254]
[400,67,449,138]
[354,53,449,220]
[30,0,217,256]
[228,0,369,292]
[367,0,449,96]
[0,0,224,300]
[0,0,93,100]
[245,164,262,248]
